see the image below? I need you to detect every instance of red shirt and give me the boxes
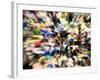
[34,40,42,47]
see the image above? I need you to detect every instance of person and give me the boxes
[34,40,42,47]
[32,56,47,69]
[32,27,40,35]
[23,59,32,69]
[66,57,74,67]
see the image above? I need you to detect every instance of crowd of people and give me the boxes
[23,10,91,69]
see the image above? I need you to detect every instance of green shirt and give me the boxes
[32,28,40,35]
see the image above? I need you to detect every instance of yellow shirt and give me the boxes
[28,18,34,25]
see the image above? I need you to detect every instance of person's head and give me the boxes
[26,49,33,54]
[78,60,85,66]
[39,56,48,65]
[82,56,91,66]
[70,47,73,51]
